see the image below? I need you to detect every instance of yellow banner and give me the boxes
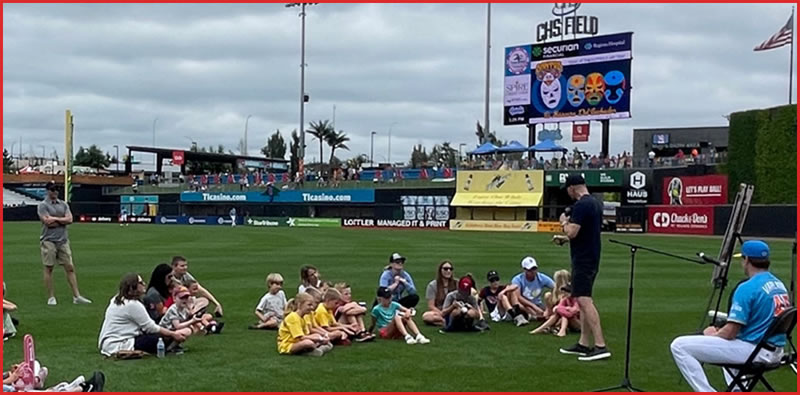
[452,170,544,207]
[537,221,563,233]
[450,220,539,232]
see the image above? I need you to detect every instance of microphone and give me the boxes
[697,252,725,267]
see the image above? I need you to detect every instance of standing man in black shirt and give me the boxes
[557,175,611,362]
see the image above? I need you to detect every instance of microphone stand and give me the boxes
[594,239,712,393]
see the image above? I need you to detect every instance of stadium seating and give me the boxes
[3,187,43,208]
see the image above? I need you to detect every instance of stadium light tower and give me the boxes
[286,2,318,181]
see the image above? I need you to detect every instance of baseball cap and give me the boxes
[376,286,392,298]
[458,276,474,292]
[521,256,538,270]
[562,174,586,189]
[389,253,406,263]
[734,240,770,259]
[174,286,191,299]
[46,181,59,191]
[486,270,500,282]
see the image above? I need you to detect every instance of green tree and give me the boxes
[475,121,504,146]
[430,142,458,168]
[289,129,300,177]
[325,130,350,165]
[3,149,14,173]
[306,120,334,168]
[346,154,369,170]
[409,144,429,168]
[262,130,287,159]
[73,145,110,169]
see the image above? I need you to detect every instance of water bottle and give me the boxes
[156,338,165,359]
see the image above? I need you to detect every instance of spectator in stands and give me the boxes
[38,181,91,306]
[170,256,224,317]
[422,260,457,327]
[142,264,173,322]
[378,253,420,309]
[298,265,321,294]
[98,273,187,357]
[3,282,17,341]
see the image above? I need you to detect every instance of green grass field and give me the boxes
[2,223,796,392]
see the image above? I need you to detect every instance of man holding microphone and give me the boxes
[556,175,611,362]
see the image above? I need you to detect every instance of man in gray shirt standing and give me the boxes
[38,182,91,306]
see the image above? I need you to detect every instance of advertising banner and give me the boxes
[544,170,623,187]
[342,218,449,230]
[451,170,544,207]
[77,215,116,223]
[537,221,563,233]
[504,32,633,125]
[572,123,590,142]
[180,189,375,204]
[648,206,714,235]
[449,220,539,232]
[121,216,156,224]
[288,218,341,228]
[245,217,288,227]
[662,175,728,206]
[172,151,185,166]
[615,206,646,233]
[623,170,652,205]
[154,216,243,226]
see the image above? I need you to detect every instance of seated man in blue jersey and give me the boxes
[670,240,790,392]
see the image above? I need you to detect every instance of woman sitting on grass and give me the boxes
[369,287,430,345]
[142,264,173,322]
[298,265,321,294]
[98,274,187,357]
[422,260,457,327]
[277,293,332,357]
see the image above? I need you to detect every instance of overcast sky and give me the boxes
[3,3,796,166]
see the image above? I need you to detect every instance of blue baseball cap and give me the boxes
[735,240,770,259]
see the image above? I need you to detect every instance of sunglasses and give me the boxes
[442,267,453,272]
[488,277,500,283]
[393,260,405,265]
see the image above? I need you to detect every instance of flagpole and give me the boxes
[790,6,795,105]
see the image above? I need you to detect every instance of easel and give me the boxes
[697,184,753,331]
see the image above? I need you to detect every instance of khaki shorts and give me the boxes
[40,240,73,267]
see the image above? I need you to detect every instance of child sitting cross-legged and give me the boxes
[304,287,349,346]
[249,273,287,330]
[530,284,580,337]
[369,286,430,345]
[277,293,333,357]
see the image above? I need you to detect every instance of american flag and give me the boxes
[754,14,794,51]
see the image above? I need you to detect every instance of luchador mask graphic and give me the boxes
[603,71,626,104]
[585,72,606,106]
[567,75,586,107]
[535,61,564,110]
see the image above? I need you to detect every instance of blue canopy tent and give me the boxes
[467,142,499,155]
[529,139,568,153]
[497,140,528,153]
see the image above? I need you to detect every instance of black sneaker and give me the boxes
[559,343,592,356]
[578,346,612,362]
[80,371,105,392]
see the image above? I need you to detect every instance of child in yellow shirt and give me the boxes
[277,293,332,356]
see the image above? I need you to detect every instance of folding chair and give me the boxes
[713,307,797,392]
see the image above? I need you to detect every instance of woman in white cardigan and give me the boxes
[98,273,187,357]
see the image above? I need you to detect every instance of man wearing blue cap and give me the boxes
[670,240,791,392]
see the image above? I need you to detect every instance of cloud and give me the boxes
[3,3,795,165]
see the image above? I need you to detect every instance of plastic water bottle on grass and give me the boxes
[156,338,165,359]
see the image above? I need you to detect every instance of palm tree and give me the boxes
[306,120,334,168]
[326,130,350,165]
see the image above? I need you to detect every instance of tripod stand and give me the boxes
[594,239,712,393]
